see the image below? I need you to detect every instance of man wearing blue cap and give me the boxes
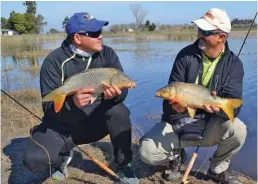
[23,12,138,184]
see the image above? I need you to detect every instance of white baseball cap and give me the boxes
[192,8,231,33]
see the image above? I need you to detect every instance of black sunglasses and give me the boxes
[77,30,102,38]
[198,28,224,36]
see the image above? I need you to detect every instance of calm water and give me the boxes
[1,38,257,180]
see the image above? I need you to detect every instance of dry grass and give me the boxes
[1,89,43,134]
[14,49,52,59]
[1,34,64,56]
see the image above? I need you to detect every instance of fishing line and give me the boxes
[132,120,145,137]
[1,89,53,184]
[1,89,129,184]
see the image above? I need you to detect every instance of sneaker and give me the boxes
[162,149,188,181]
[116,162,139,184]
[52,149,73,180]
[207,168,242,184]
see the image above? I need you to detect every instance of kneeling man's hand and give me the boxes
[203,91,220,113]
[73,88,95,108]
[170,100,187,113]
[103,85,121,100]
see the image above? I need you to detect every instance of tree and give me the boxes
[49,28,60,34]
[24,13,36,33]
[1,17,8,29]
[23,1,37,15]
[149,23,156,31]
[145,20,150,27]
[35,14,47,33]
[130,4,148,31]
[8,13,27,34]
[62,16,69,28]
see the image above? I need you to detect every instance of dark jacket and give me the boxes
[161,39,244,125]
[40,39,128,133]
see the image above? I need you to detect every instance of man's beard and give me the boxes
[198,39,207,51]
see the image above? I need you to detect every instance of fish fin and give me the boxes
[54,94,66,113]
[220,99,243,122]
[187,107,196,118]
[90,93,99,104]
[67,90,77,96]
[101,82,112,88]
[42,88,66,113]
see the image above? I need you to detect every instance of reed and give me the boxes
[1,33,65,56]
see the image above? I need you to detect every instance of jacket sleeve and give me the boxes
[105,46,128,103]
[216,59,244,120]
[40,57,82,122]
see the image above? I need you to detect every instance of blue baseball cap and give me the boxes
[65,12,109,35]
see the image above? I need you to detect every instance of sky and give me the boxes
[1,1,257,33]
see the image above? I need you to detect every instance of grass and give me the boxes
[14,49,52,59]
[1,33,65,56]
[1,89,42,139]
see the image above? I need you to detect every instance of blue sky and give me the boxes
[1,1,257,33]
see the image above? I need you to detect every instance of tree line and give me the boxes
[1,2,256,35]
[1,1,47,34]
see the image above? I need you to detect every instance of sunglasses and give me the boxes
[198,28,224,36]
[77,30,102,38]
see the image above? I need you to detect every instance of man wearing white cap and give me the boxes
[140,8,246,184]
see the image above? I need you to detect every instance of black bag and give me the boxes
[172,115,209,141]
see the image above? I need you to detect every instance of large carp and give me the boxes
[42,68,136,112]
[156,82,242,122]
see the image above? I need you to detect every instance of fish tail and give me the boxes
[220,99,243,122]
[42,88,67,113]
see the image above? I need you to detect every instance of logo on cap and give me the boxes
[83,13,95,21]
[204,12,215,20]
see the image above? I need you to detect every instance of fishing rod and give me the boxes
[1,89,129,184]
[180,11,258,184]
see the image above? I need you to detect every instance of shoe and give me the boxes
[116,162,139,184]
[52,149,73,180]
[207,168,242,184]
[162,149,188,181]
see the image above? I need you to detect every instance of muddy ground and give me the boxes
[1,91,257,184]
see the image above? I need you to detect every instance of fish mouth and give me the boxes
[130,82,136,89]
[156,91,160,97]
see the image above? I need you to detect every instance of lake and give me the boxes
[1,37,257,180]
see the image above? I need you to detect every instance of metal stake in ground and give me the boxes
[1,89,128,184]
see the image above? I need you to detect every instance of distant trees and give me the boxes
[49,28,60,34]
[110,24,121,33]
[62,16,69,28]
[231,18,257,28]
[1,17,8,29]
[145,20,156,31]
[1,1,47,34]
[109,24,136,33]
